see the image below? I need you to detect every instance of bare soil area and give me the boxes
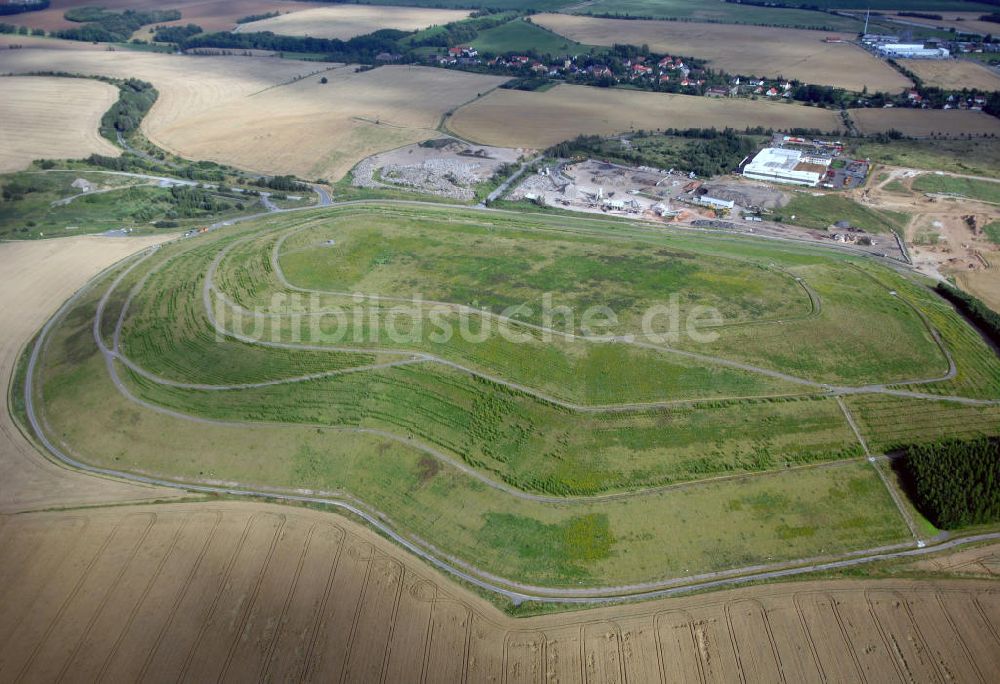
[353,139,523,200]
[0,500,997,681]
[0,235,186,514]
[533,13,911,92]
[0,76,120,173]
[856,167,1000,309]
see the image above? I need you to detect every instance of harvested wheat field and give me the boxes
[533,14,911,93]
[883,11,1000,37]
[144,64,507,181]
[0,34,106,50]
[0,49,503,180]
[0,76,120,173]
[0,236,186,514]
[852,107,1000,138]
[12,0,319,33]
[901,58,1000,92]
[239,5,471,40]
[0,500,998,681]
[449,83,842,148]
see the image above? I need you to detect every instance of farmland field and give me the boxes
[1,502,998,679]
[850,138,1000,178]
[471,16,589,54]
[0,49,505,182]
[448,84,843,148]
[901,58,1000,91]
[851,107,1000,137]
[25,202,1000,588]
[0,77,120,173]
[237,5,471,40]
[911,173,1000,204]
[10,0,321,33]
[532,14,911,92]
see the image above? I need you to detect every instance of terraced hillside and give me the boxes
[24,204,1000,593]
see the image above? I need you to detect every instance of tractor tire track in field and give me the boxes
[4,505,1000,680]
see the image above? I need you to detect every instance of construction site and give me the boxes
[352,138,523,201]
[510,159,788,219]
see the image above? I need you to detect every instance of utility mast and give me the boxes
[864,9,870,35]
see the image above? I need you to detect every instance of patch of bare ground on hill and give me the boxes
[532,13,911,93]
[239,5,471,41]
[11,0,320,33]
[852,107,1000,137]
[901,58,1000,92]
[0,236,187,514]
[448,83,843,148]
[857,167,1000,309]
[0,76,120,173]
[1,500,999,681]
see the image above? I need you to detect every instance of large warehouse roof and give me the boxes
[743,148,825,187]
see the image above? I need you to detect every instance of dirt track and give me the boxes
[0,236,185,513]
[1,500,998,682]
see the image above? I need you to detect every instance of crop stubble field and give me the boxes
[9,0,321,33]
[532,14,911,92]
[901,58,1000,92]
[0,49,505,182]
[1,501,999,681]
[0,76,120,173]
[25,203,1000,591]
[239,5,472,40]
[852,107,1000,137]
[448,84,843,148]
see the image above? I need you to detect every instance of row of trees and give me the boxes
[179,28,408,62]
[152,24,202,44]
[100,78,157,140]
[56,8,181,43]
[0,1,48,16]
[936,282,1000,347]
[547,128,763,178]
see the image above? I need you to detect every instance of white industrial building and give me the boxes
[742,148,829,187]
[695,196,735,210]
[876,43,950,59]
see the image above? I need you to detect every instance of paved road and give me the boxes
[478,154,542,207]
